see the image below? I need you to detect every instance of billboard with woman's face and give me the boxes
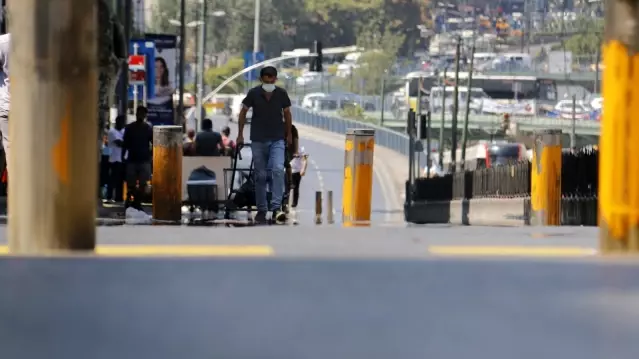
[145,33,177,125]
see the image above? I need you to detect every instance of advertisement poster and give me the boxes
[145,33,177,126]
[128,39,156,102]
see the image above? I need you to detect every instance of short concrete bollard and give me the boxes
[326,190,334,224]
[315,191,323,224]
[152,126,183,222]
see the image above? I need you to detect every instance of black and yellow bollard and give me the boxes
[530,129,562,226]
[342,129,375,226]
[152,126,183,222]
[599,3,639,253]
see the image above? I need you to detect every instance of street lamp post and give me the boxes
[252,0,260,84]
[178,0,186,126]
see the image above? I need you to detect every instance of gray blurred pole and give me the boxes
[570,94,576,150]
[118,0,131,116]
[416,76,422,173]
[460,40,476,171]
[178,0,186,125]
[438,67,447,169]
[426,111,432,173]
[252,0,260,83]
[594,43,601,93]
[450,39,461,173]
[379,74,385,126]
[195,0,206,131]
[9,0,98,252]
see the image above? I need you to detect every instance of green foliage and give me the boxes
[204,57,246,93]
[339,14,405,95]
[338,103,365,120]
[555,18,604,56]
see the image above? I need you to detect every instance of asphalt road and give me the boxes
[1,241,639,359]
[211,115,393,225]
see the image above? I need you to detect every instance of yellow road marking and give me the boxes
[0,245,273,257]
[428,246,597,257]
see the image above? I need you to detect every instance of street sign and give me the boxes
[243,51,265,81]
[128,55,146,85]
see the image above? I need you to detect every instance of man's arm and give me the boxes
[282,91,293,137]
[108,129,123,147]
[121,127,130,161]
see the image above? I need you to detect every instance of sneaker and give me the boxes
[254,211,268,225]
[272,210,287,224]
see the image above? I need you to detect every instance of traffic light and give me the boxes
[407,109,416,135]
[309,40,323,72]
[419,113,429,140]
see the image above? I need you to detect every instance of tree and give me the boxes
[203,57,246,93]
[343,14,405,95]
[556,17,604,56]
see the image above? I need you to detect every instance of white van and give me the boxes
[229,94,252,123]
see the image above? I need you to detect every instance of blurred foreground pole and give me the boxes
[9,0,98,253]
[152,126,183,222]
[600,0,639,253]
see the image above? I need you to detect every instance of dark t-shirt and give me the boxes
[242,86,292,142]
[123,121,153,163]
[194,130,223,156]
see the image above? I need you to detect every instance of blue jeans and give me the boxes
[252,140,286,212]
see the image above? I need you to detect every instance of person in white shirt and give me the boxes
[0,34,10,172]
[289,145,308,209]
[106,115,126,202]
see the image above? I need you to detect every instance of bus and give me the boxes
[401,71,438,116]
[439,72,559,115]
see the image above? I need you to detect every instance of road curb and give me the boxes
[0,216,126,226]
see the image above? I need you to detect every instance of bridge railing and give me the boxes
[292,106,411,156]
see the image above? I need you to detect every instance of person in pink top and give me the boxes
[221,126,235,153]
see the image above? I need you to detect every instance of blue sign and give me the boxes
[243,51,265,81]
[128,39,156,102]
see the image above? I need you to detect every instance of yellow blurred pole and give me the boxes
[599,0,639,253]
[152,126,183,222]
[342,129,375,226]
[530,129,562,226]
[8,0,98,253]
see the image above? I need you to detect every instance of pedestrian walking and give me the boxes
[106,115,126,202]
[237,66,293,224]
[122,106,152,210]
[0,34,10,173]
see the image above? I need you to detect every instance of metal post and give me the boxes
[326,190,334,224]
[315,191,322,224]
[460,40,476,171]
[177,0,186,125]
[343,129,375,227]
[8,0,98,253]
[438,67,447,170]
[407,109,415,187]
[570,95,576,150]
[118,0,131,116]
[425,111,432,173]
[379,75,385,126]
[132,43,139,112]
[598,1,639,252]
[252,0,260,84]
[416,76,422,174]
[152,126,183,222]
[450,39,461,173]
[195,0,206,131]
[594,42,601,93]
[530,129,562,226]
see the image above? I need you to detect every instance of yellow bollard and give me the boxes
[599,8,639,253]
[342,129,375,226]
[530,129,562,226]
[152,126,183,222]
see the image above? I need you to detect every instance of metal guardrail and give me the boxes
[317,111,601,136]
[292,107,411,157]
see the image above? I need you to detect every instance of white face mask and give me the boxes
[262,83,275,92]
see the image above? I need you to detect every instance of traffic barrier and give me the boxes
[530,129,562,226]
[152,126,183,222]
[342,129,375,227]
